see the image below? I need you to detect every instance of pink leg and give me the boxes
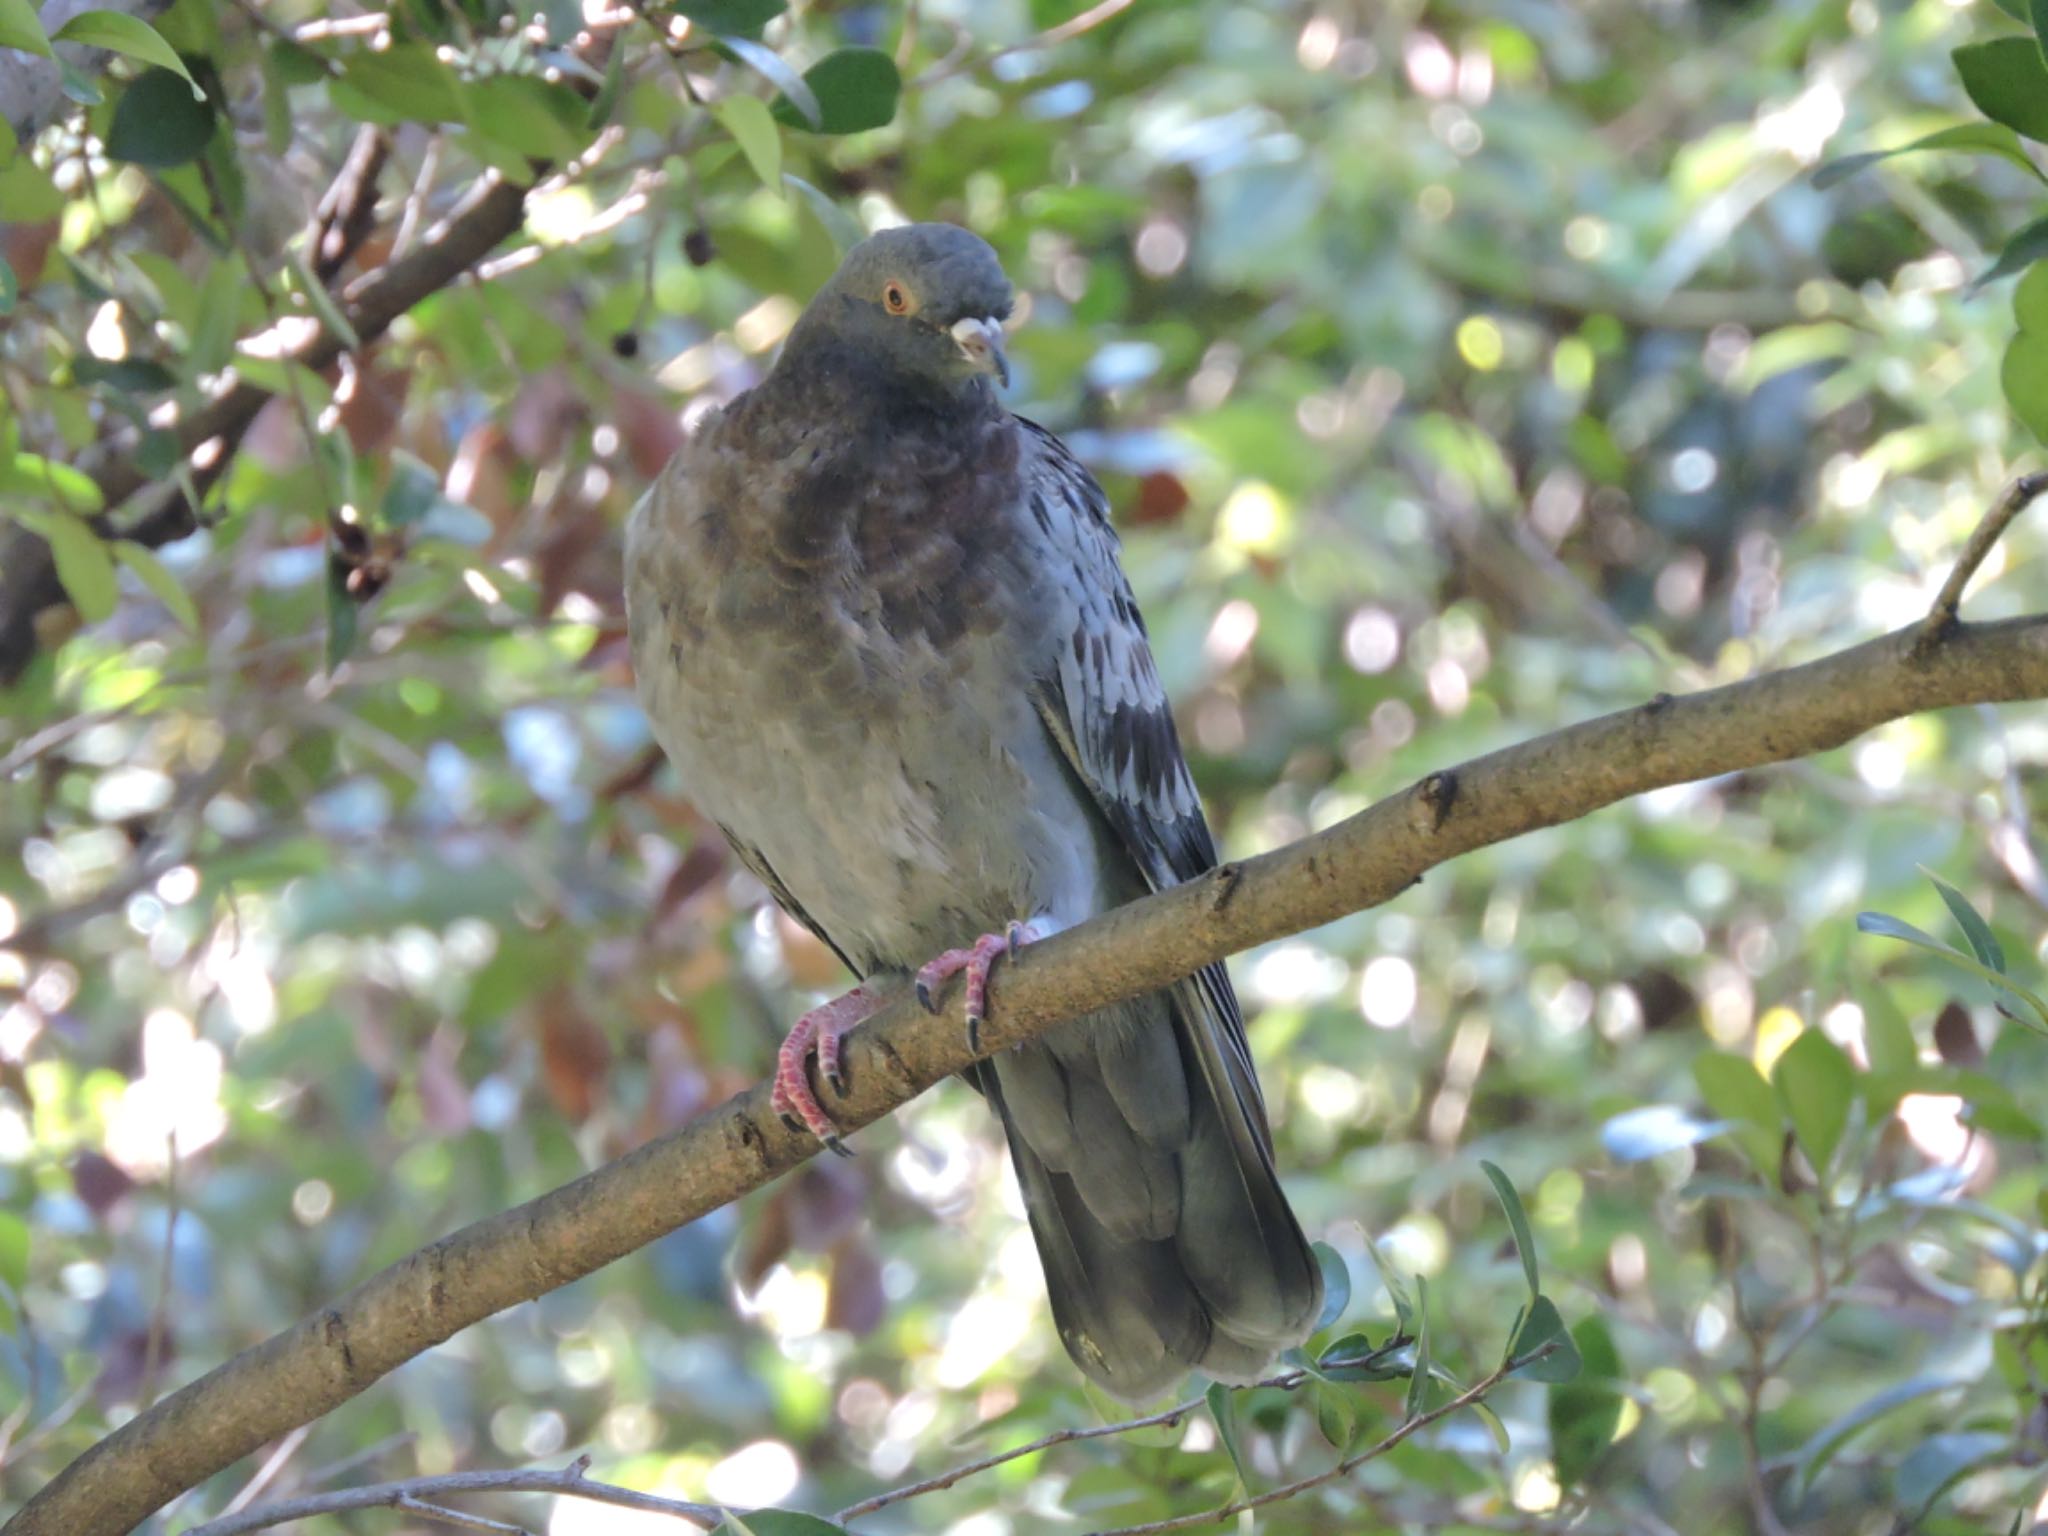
[914,919,1044,1051]
[769,982,885,1157]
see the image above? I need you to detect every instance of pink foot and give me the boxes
[770,982,884,1157]
[914,920,1044,1052]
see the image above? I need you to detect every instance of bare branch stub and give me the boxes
[1915,469,2048,659]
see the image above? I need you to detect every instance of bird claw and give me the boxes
[768,982,883,1156]
[914,921,1044,1055]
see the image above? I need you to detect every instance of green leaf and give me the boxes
[0,113,15,160]
[1971,213,2048,295]
[331,43,466,125]
[72,356,177,392]
[1318,1330,1406,1382]
[586,33,625,128]
[1507,1294,1581,1383]
[1896,1432,2007,1514]
[0,1210,27,1292]
[1360,1225,1414,1336]
[105,67,215,167]
[115,541,199,631]
[2,452,105,511]
[0,152,64,219]
[2038,0,2048,65]
[1404,1274,1432,1417]
[52,10,201,94]
[1953,39,2048,143]
[1470,1398,1510,1454]
[771,47,898,134]
[44,513,118,622]
[782,173,864,256]
[2019,260,2048,334]
[1771,1028,1854,1176]
[1813,121,2048,191]
[1923,870,2005,974]
[2006,328,2048,445]
[725,35,818,128]
[1479,1159,1539,1299]
[1858,910,2048,1028]
[1549,1314,1622,1486]
[1205,1382,1250,1493]
[677,0,784,37]
[1311,1240,1350,1331]
[465,74,591,161]
[283,251,362,351]
[0,0,53,57]
[1860,985,1918,1095]
[57,56,101,104]
[714,1514,850,1536]
[0,255,14,315]
[715,93,782,192]
[325,544,359,670]
[1312,1382,1356,1450]
[1694,1051,1783,1172]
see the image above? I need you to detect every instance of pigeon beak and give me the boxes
[950,315,1010,389]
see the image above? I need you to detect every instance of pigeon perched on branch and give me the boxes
[626,223,1321,1400]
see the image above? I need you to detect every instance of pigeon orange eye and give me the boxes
[883,282,911,315]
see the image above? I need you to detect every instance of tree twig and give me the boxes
[834,1340,1412,1525]
[1915,469,2048,657]
[1087,1348,1546,1536]
[15,581,2048,1534]
[180,1454,719,1536]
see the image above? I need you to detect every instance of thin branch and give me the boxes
[181,1455,719,1536]
[1916,469,2048,656]
[395,1494,534,1536]
[17,578,2048,1534]
[834,1341,1412,1525]
[1089,1351,1540,1536]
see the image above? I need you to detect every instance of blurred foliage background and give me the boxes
[7,0,2048,1530]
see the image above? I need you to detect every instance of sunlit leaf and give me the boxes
[105,67,215,167]
[0,0,52,58]
[331,43,466,125]
[724,35,818,128]
[1479,1159,1539,1298]
[1311,1240,1350,1331]
[1813,121,2048,189]
[1313,1382,1356,1450]
[1895,1432,2007,1514]
[52,10,202,94]
[1858,910,2048,1028]
[1549,1314,1622,1485]
[1206,1381,1250,1493]
[770,47,899,134]
[677,0,784,37]
[1772,1028,1855,1176]
[43,514,119,623]
[1952,39,2048,143]
[1923,869,2005,973]
[115,542,200,632]
[716,94,782,192]
[1507,1295,1581,1383]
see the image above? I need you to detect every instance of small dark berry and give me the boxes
[683,227,715,267]
[611,331,640,359]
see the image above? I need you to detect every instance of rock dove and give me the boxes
[625,223,1321,1400]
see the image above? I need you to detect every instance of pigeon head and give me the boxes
[789,223,1014,393]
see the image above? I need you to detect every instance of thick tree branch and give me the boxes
[13,592,2048,1536]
